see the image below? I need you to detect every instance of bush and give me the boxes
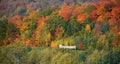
[85,49,107,64]
[0,44,27,64]
[103,48,120,64]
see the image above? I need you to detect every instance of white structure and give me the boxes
[59,44,76,49]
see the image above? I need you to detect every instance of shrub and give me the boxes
[0,44,27,64]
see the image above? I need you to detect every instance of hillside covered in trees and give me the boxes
[0,0,120,64]
[0,0,98,17]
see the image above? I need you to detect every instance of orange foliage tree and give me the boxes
[38,16,45,27]
[8,15,23,28]
[109,18,116,27]
[59,3,72,21]
[35,16,50,47]
[104,12,111,19]
[36,16,48,34]
[77,14,88,24]
[111,6,120,20]
[110,4,120,33]
[25,39,31,46]
[93,0,113,21]
[50,41,58,48]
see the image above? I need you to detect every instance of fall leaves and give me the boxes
[58,0,120,48]
[1,0,120,49]
[59,3,72,21]
[59,4,85,21]
[77,14,87,24]
[85,24,91,32]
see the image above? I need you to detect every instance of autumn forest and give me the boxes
[0,0,120,64]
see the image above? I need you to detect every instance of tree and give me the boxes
[111,7,120,20]
[71,5,83,18]
[83,4,97,14]
[101,21,110,34]
[39,7,56,16]
[109,18,116,27]
[20,20,37,46]
[0,18,8,45]
[66,18,82,36]
[85,24,91,32]
[84,18,95,30]
[59,3,72,21]
[51,26,65,40]
[35,27,51,47]
[90,10,98,20]
[8,15,23,28]
[111,0,120,2]
[45,14,66,32]
[97,15,105,22]
[77,14,88,24]
[27,11,38,20]
[50,41,58,47]
[112,39,118,48]
[104,12,111,19]
[44,14,67,40]
[5,22,19,45]
[37,16,49,29]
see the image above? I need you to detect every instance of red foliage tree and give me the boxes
[90,10,98,20]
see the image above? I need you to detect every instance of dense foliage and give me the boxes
[0,44,120,64]
[0,0,120,64]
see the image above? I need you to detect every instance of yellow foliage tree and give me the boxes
[85,24,91,32]
[50,41,58,48]
[20,22,28,34]
[28,10,38,19]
